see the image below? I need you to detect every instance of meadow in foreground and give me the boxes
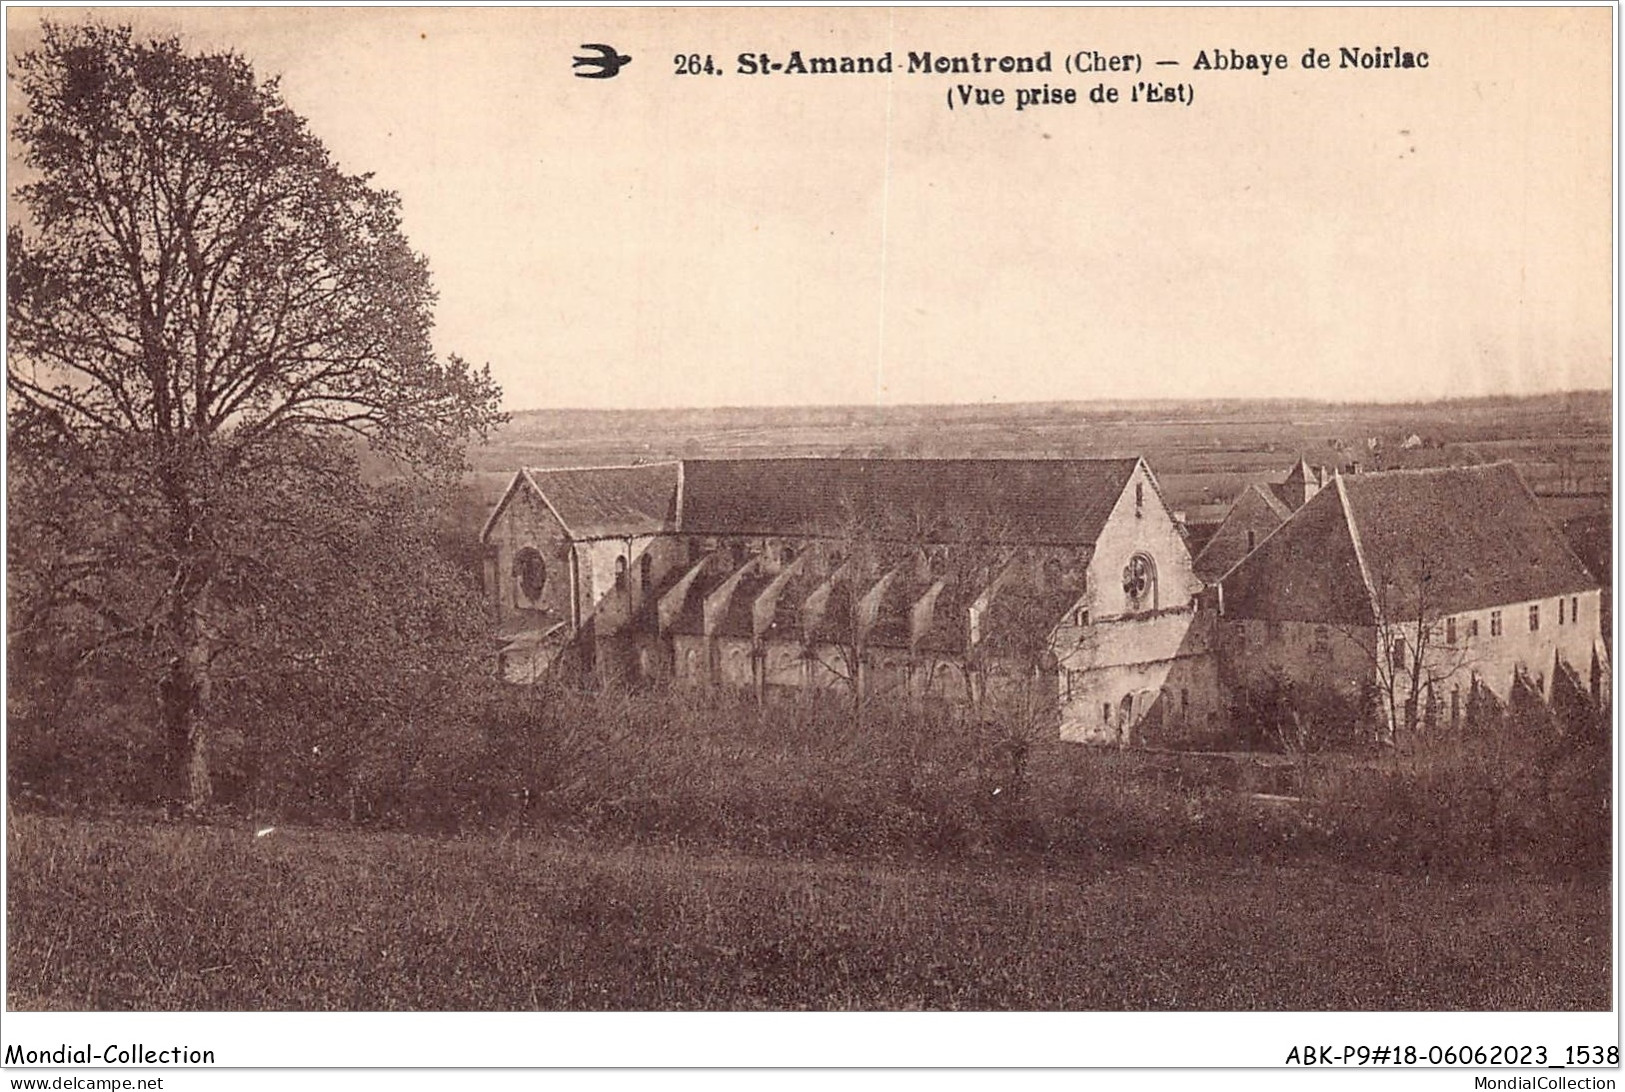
[7,810,1609,1011]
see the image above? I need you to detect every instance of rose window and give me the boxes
[1122,554,1154,609]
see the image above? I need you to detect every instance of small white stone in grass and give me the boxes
[255,826,277,838]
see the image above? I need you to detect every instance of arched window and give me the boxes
[514,547,547,602]
[1122,553,1156,612]
[614,555,628,590]
[639,553,653,592]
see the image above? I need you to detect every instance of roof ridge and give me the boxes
[524,460,681,474]
[1132,456,1178,524]
[1335,474,1381,625]
[1344,460,1513,480]
[478,469,531,544]
[679,455,1143,465]
[1249,481,1293,518]
[1212,488,1296,583]
[521,467,576,538]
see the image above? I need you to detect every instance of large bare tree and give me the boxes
[8,23,504,807]
[1345,545,1482,752]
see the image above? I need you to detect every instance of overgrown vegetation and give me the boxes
[13,677,1608,883]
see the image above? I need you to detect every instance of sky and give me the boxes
[7,7,1615,411]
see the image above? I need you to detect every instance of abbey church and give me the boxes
[481,455,1606,744]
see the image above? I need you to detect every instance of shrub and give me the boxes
[1312,716,1610,877]
[11,662,1606,881]
[1226,670,1374,754]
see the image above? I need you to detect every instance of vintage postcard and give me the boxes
[3,5,1615,1085]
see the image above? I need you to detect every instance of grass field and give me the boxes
[7,811,1609,1011]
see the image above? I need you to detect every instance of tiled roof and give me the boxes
[807,579,861,645]
[760,569,825,642]
[678,458,1141,545]
[1194,484,1292,580]
[664,566,739,637]
[1221,463,1598,625]
[1255,483,1294,520]
[522,462,679,538]
[500,457,1146,546]
[713,572,778,638]
[1339,462,1597,613]
[1266,483,1302,512]
[866,573,939,650]
[1217,480,1376,625]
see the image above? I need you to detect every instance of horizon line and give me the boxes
[495,387,1614,417]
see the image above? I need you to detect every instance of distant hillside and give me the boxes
[468,391,1611,515]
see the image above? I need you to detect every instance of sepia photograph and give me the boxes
[2,3,1617,1080]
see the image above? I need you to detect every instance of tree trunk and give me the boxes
[156,453,218,811]
[161,629,214,811]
